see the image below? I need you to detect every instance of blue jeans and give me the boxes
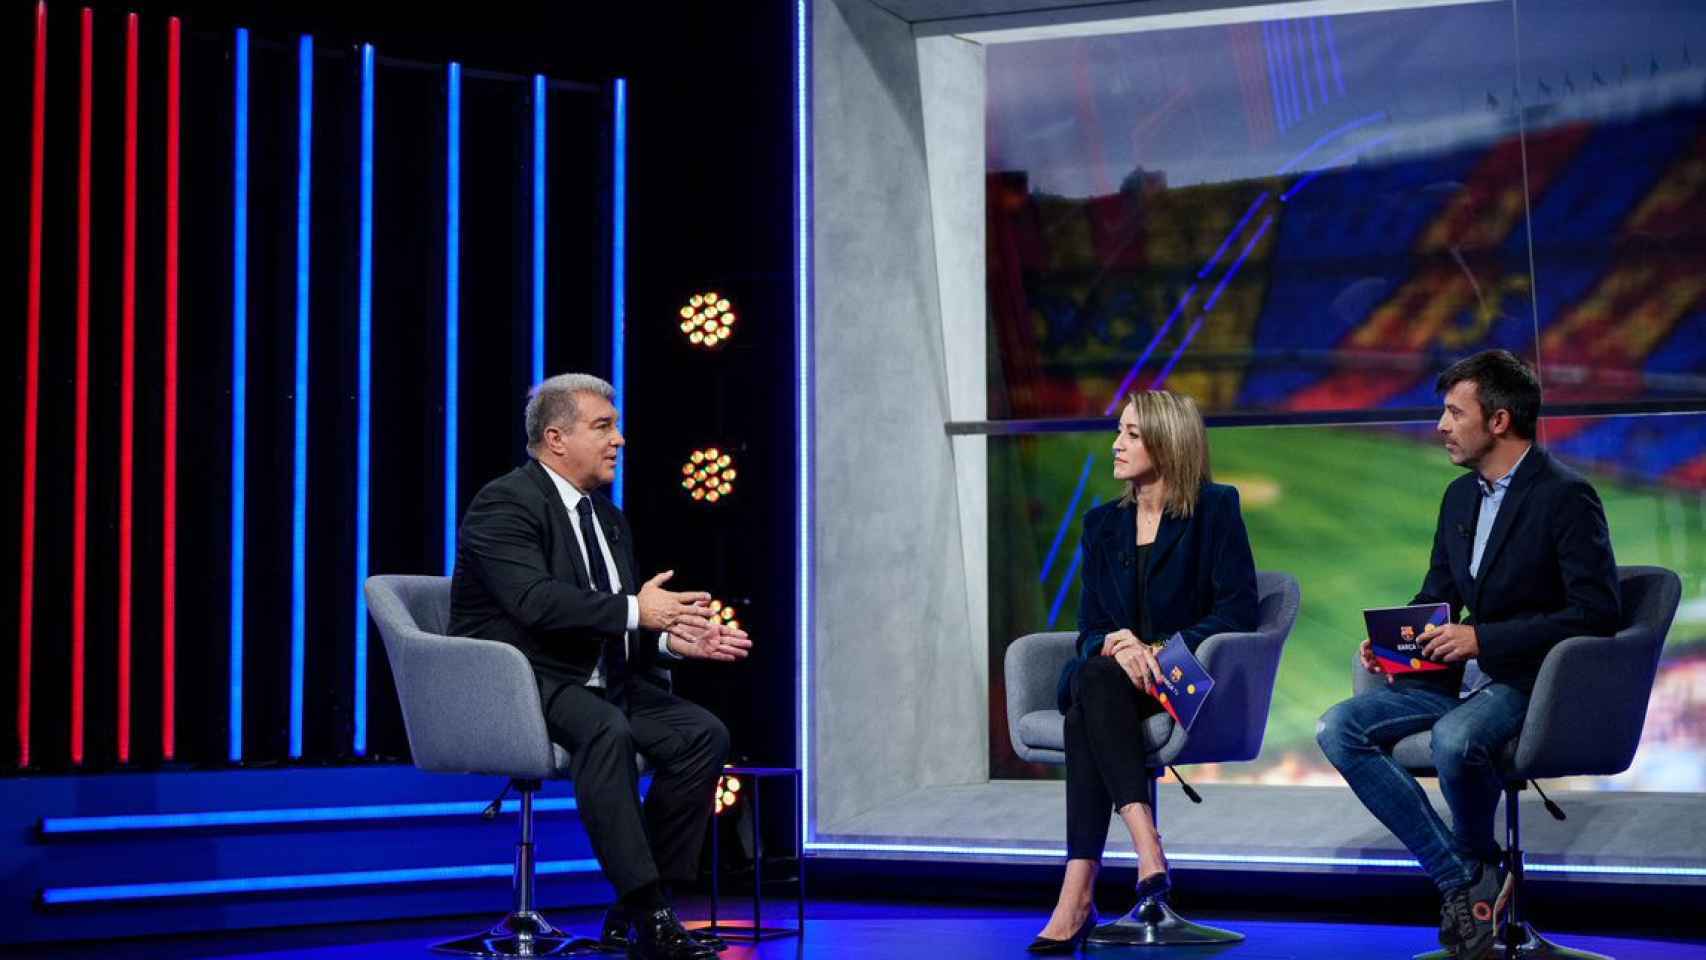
[1316,681,1529,893]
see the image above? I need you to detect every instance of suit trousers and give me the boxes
[1064,656,1167,861]
[543,677,731,896]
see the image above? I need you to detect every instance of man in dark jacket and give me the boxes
[1317,350,1619,960]
[451,373,750,960]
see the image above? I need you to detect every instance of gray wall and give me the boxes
[811,0,989,832]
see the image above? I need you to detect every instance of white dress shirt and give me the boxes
[538,462,677,688]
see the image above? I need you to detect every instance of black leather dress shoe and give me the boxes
[601,905,727,953]
[1025,907,1097,954]
[629,905,718,960]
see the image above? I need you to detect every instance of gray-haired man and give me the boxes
[450,373,751,960]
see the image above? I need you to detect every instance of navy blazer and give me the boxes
[1410,445,1619,693]
[1057,481,1260,713]
[449,459,665,694]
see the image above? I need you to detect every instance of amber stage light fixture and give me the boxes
[678,291,736,349]
[680,447,737,503]
[714,772,743,815]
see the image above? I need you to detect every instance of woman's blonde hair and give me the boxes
[1118,390,1211,517]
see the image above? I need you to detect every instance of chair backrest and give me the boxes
[364,574,560,778]
[1513,564,1681,778]
[1170,570,1302,765]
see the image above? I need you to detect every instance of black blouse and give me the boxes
[1134,542,1154,643]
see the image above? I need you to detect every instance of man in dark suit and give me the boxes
[1318,350,1619,960]
[451,373,750,960]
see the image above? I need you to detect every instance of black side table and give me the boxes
[695,765,803,941]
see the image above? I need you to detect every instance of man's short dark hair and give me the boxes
[1435,350,1540,440]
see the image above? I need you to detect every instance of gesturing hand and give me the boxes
[668,622,753,662]
[637,570,712,633]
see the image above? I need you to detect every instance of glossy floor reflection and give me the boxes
[15,899,1705,960]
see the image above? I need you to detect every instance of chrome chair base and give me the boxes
[1086,896,1245,946]
[431,910,605,957]
[1413,923,1613,960]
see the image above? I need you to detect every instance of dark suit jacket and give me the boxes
[449,459,664,694]
[1409,445,1619,694]
[1057,481,1260,712]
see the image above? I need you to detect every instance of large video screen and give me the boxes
[986,0,1706,789]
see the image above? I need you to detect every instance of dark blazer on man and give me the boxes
[1057,481,1260,712]
[449,459,664,694]
[1410,445,1619,693]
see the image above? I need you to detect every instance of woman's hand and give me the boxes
[1113,643,1165,693]
[1101,629,1140,657]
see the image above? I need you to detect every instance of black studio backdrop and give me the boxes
[4,0,796,774]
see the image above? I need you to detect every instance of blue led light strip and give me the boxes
[1276,112,1386,176]
[1045,496,1098,629]
[1038,453,1095,585]
[228,27,249,764]
[1103,284,1196,414]
[41,858,603,905]
[803,842,1706,879]
[1322,17,1346,96]
[795,0,813,843]
[289,34,313,760]
[532,74,546,385]
[1196,192,1268,281]
[612,78,627,507]
[1281,132,1399,202]
[353,44,374,756]
[1262,21,1286,132]
[41,797,580,834]
[444,62,461,574]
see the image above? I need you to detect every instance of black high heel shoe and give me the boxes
[1026,906,1099,954]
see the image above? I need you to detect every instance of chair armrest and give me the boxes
[1004,632,1077,754]
[1168,628,1285,766]
[389,629,560,779]
[1512,626,1661,779]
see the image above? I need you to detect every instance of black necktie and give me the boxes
[575,497,629,705]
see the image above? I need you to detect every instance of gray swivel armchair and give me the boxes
[366,574,602,958]
[1005,570,1302,945]
[1345,565,1680,960]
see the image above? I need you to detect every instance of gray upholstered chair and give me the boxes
[366,574,602,957]
[1004,569,1302,945]
[1345,565,1680,960]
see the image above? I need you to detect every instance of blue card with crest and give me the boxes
[1153,632,1214,731]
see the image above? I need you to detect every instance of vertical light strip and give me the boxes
[1307,17,1329,106]
[289,34,313,759]
[353,43,375,757]
[18,0,47,769]
[443,62,461,574]
[1261,21,1285,133]
[1291,20,1312,116]
[532,74,546,385]
[161,15,181,761]
[72,5,93,768]
[118,12,139,764]
[611,78,626,507]
[794,0,812,840]
[229,27,249,763]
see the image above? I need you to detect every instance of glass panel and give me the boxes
[1518,0,1706,405]
[985,2,1534,418]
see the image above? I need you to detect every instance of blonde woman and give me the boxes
[1030,390,1258,953]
